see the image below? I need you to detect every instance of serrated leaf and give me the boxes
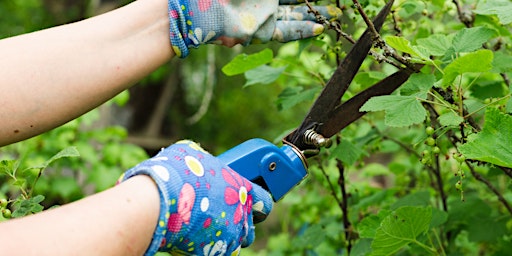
[358,210,390,238]
[391,190,430,210]
[491,51,512,73]
[474,0,512,25]
[385,36,419,57]
[0,159,17,176]
[442,49,494,86]
[459,108,512,168]
[33,147,80,171]
[430,208,448,228]
[451,27,496,53]
[277,87,319,110]
[330,139,368,166]
[243,65,286,87]
[371,206,432,256]
[221,48,273,76]
[399,73,436,98]
[360,95,426,127]
[417,34,452,56]
[438,111,464,127]
[292,224,326,249]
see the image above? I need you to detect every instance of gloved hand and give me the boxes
[118,140,273,256]
[168,0,342,57]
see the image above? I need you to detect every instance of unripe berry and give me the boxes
[425,126,435,136]
[0,199,7,208]
[425,137,436,147]
[432,146,441,155]
[455,181,462,191]
[2,208,11,219]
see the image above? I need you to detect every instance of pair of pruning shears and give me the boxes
[219,0,418,205]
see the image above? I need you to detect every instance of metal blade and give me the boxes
[320,65,421,137]
[286,0,394,150]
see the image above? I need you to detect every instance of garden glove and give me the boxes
[118,140,273,256]
[168,0,343,57]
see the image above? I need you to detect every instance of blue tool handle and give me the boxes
[217,138,308,201]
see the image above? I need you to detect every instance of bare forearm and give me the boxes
[0,175,160,255]
[0,0,174,146]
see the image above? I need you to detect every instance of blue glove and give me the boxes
[167,0,343,57]
[119,140,273,256]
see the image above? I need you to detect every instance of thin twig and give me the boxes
[351,0,381,40]
[452,0,474,27]
[466,161,512,215]
[336,159,354,253]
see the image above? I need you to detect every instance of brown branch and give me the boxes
[452,0,474,27]
[336,159,354,253]
[351,0,381,40]
[466,161,512,215]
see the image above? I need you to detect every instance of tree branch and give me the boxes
[466,161,512,215]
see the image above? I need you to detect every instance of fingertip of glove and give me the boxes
[312,23,325,36]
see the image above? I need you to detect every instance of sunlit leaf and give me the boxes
[371,206,432,256]
[438,111,464,127]
[459,108,512,168]
[221,48,273,76]
[243,65,287,87]
[451,27,497,53]
[442,49,493,86]
[360,95,426,127]
[475,0,512,24]
[417,34,452,56]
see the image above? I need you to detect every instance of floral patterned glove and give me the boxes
[118,140,273,256]
[168,0,342,57]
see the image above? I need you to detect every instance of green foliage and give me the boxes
[1,0,511,255]
[227,0,512,255]
[459,108,512,168]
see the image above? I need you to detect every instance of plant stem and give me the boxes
[336,159,353,253]
[466,161,512,215]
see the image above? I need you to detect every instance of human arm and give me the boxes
[0,175,160,256]
[0,0,174,146]
[0,141,273,256]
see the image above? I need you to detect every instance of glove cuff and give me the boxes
[167,0,191,58]
[118,154,183,255]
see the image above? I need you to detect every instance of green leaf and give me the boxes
[416,34,452,56]
[459,108,512,168]
[371,206,433,256]
[330,139,368,166]
[451,27,496,53]
[292,223,326,249]
[360,95,426,127]
[0,159,17,176]
[358,210,390,238]
[430,208,448,228]
[438,111,464,127]
[391,190,430,210]
[12,195,45,218]
[221,49,273,76]
[385,36,419,57]
[474,0,512,25]
[33,147,80,171]
[442,49,494,86]
[277,87,319,110]
[243,65,287,87]
[399,73,436,99]
[491,51,512,73]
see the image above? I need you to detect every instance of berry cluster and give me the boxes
[0,198,11,219]
[420,127,440,165]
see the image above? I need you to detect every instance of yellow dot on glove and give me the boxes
[185,156,205,177]
[239,12,257,32]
